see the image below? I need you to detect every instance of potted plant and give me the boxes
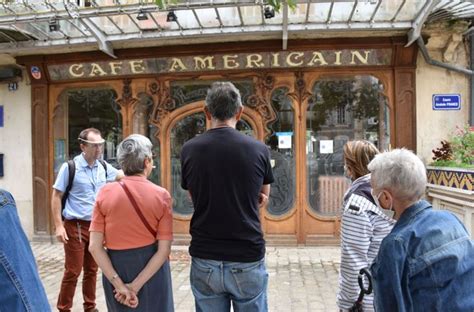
[426,124,474,237]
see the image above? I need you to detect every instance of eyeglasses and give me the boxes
[86,143,104,149]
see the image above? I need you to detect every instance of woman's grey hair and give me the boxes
[205,81,242,121]
[117,134,153,176]
[368,148,427,202]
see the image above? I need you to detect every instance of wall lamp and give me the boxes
[49,18,60,32]
[137,9,148,21]
[264,6,275,19]
[166,10,177,22]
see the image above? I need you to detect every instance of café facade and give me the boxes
[0,0,471,243]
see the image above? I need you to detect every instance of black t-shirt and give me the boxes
[181,127,274,262]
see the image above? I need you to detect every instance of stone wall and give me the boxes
[416,21,471,164]
[0,54,34,238]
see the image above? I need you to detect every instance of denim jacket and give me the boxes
[0,189,50,311]
[370,200,474,312]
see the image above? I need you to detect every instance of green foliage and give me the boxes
[431,160,474,169]
[267,0,297,12]
[451,124,474,165]
[431,124,474,167]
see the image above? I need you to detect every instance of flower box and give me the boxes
[426,166,474,238]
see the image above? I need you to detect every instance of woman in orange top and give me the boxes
[89,134,174,311]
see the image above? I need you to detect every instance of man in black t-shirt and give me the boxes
[181,82,274,312]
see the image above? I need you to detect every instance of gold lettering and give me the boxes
[89,63,107,77]
[334,51,342,65]
[307,52,328,66]
[350,51,370,65]
[69,64,84,78]
[223,55,239,69]
[109,62,123,75]
[271,53,280,67]
[194,56,215,70]
[286,52,304,67]
[130,60,146,74]
[246,54,264,68]
[169,58,187,72]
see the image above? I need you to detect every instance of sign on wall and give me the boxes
[47,48,393,81]
[432,94,461,110]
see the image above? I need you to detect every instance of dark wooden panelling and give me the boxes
[394,69,416,150]
[32,84,50,235]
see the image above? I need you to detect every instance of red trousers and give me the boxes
[57,220,98,312]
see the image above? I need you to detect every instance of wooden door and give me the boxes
[157,100,265,242]
[130,71,392,245]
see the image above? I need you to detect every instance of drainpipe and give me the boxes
[417,37,474,126]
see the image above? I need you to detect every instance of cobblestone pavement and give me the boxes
[32,242,341,312]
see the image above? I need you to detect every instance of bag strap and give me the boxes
[119,181,157,238]
[61,160,76,220]
[98,159,108,180]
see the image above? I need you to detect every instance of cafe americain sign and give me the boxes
[47,49,392,81]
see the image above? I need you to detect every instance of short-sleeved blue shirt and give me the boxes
[53,154,118,221]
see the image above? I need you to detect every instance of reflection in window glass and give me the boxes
[67,89,122,167]
[236,118,254,137]
[306,76,390,216]
[265,87,295,217]
[133,93,161,185]
[171,113,206,215]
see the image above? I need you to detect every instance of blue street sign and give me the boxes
[432,94,461,110]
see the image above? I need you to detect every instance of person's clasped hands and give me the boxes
[113,284,139,308]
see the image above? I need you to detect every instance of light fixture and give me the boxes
[166,10,177,22]
[136,9,148,21]
[264,6,275,19]
[49,18,60,32]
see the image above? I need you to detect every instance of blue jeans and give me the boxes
[190,257,268,312]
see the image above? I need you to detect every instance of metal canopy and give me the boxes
[0,0,472,57]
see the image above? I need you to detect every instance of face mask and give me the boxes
[371,189,395,219]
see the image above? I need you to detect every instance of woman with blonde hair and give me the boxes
[89,134,174,311]
[336,140,395,312]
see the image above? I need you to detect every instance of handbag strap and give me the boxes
[118,181,157,238]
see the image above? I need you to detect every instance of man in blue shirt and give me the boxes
[368,149,474,312]
[51,128,122,312]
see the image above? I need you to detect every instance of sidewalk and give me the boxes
[32,242,341,312]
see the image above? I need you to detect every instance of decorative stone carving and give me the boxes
[287,71,312,104]
[251,73,277,138]
[149,80,176,136]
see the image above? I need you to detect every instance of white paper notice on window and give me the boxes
[276,132,292,149]
[320,140,333,154]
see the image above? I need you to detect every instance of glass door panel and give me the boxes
[53,88,122,174]
[170,112,206,215]
[236,118,254,137]
[265,87,296,217]
[306,76,390,216]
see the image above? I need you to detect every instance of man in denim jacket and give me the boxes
[368,149,474,311]
[0,189,50,311]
